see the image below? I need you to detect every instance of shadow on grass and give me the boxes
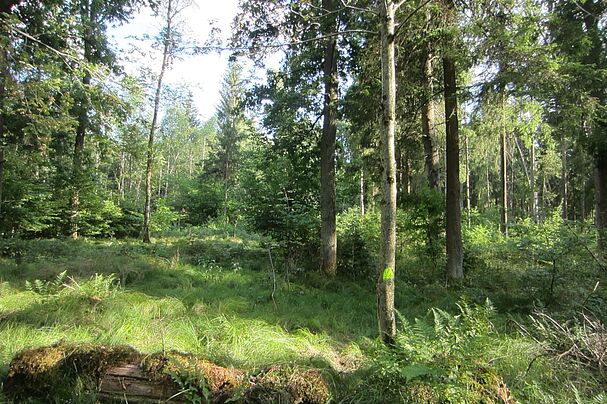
[0,236,379,369]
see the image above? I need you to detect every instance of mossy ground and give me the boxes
[0,227,605,402]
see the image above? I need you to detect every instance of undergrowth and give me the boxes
[0,219,605,402]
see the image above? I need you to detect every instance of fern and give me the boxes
[25,270,68,296]
[166,358,210,403]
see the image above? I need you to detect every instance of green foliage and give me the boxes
[462,211,604,315]
[336,208,379,278]
[524,310,607,378]
[151,201,183,233]
[25,270,68,296]
[0,234,606,402]
[25,271,118,302]
[109,206,143,238]
[167,357,211,403]
[362,299,505,403]
[175,176,224,225]
[398,187,445,260]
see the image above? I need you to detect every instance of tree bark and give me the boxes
[359,167,365,215]
[596,153,607,255]
[531,134,538,223]
[70,0,94,239]
[561,138,568,220]
[143,0,173,243]
[420,12,439,190]
[499,91,508,236]
[0,29,8,223]
[465,131,471,224]
[320,0,338,276]
[443,0,463,281]
[378,0,397,344]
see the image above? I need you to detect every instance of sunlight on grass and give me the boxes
[1,232,605,403]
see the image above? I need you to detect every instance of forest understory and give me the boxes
[3,0,607,402]
[0,218,605,403]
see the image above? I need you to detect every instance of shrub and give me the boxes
[361,299,514,403]
[336,208,379,279]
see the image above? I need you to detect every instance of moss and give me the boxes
[246,365,330,404]
[403,381,440,404]
[460,366,515,403]
[141,351,245,402]
[4,343,140,400]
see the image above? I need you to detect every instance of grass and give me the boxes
[0,225,606,402]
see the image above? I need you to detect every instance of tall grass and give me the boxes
[0,221,605,402]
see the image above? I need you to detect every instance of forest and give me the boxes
[0,0,606,402]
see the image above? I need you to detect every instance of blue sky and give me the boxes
[109,0,240,121]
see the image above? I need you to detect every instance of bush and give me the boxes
[336,208,379,279]
[361,299,513,403]
[398,187,445,260]
[151,201,183,233]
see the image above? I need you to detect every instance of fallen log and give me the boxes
[98,363,184,402]
[4,343,244,403]
[3,343,331,403]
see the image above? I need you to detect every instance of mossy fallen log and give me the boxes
[3,343,331,403]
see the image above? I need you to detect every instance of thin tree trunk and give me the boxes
[596,153,607,256]
[443,0,463,281]
[320,0,338,276]
[164,160,170,198]
[360,167,365,215]
[499,90,508,236]
[400,150,410,195]
[420,15,439,190]
[378,0,397,344]
[157,164,163,198]
[70,0,93,239]
[223,160,229,222]
[465,131,471,225]
[561,138,568,220]
[143,0,173,243]
[531,134,538,223]
[486,159,491,209]
[0,32,8,223]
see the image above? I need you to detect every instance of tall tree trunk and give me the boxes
[561,138,568,220]
[596,153,607,256]
[399,149,410,196]
[0,32,8,223]
[70,0,94,239]
[201,136,207,172]
[443,0,463,281]
[378,0,397,345]
[360,167,365,215]
[142,0,173,243]
[465,131,471,224]
[223,160,229,222]
[499,91,508,236]
[420,15,439,189]
[1,2,23,227]
[320,0,338,276]
[485,159,491,208]
[531,134,538,223]
[157,164,163,198]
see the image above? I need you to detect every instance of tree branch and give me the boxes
[199,29,377,54]
[394,0,433,38]
[338,0,377,14]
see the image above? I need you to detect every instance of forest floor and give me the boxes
[0,226,606,402]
